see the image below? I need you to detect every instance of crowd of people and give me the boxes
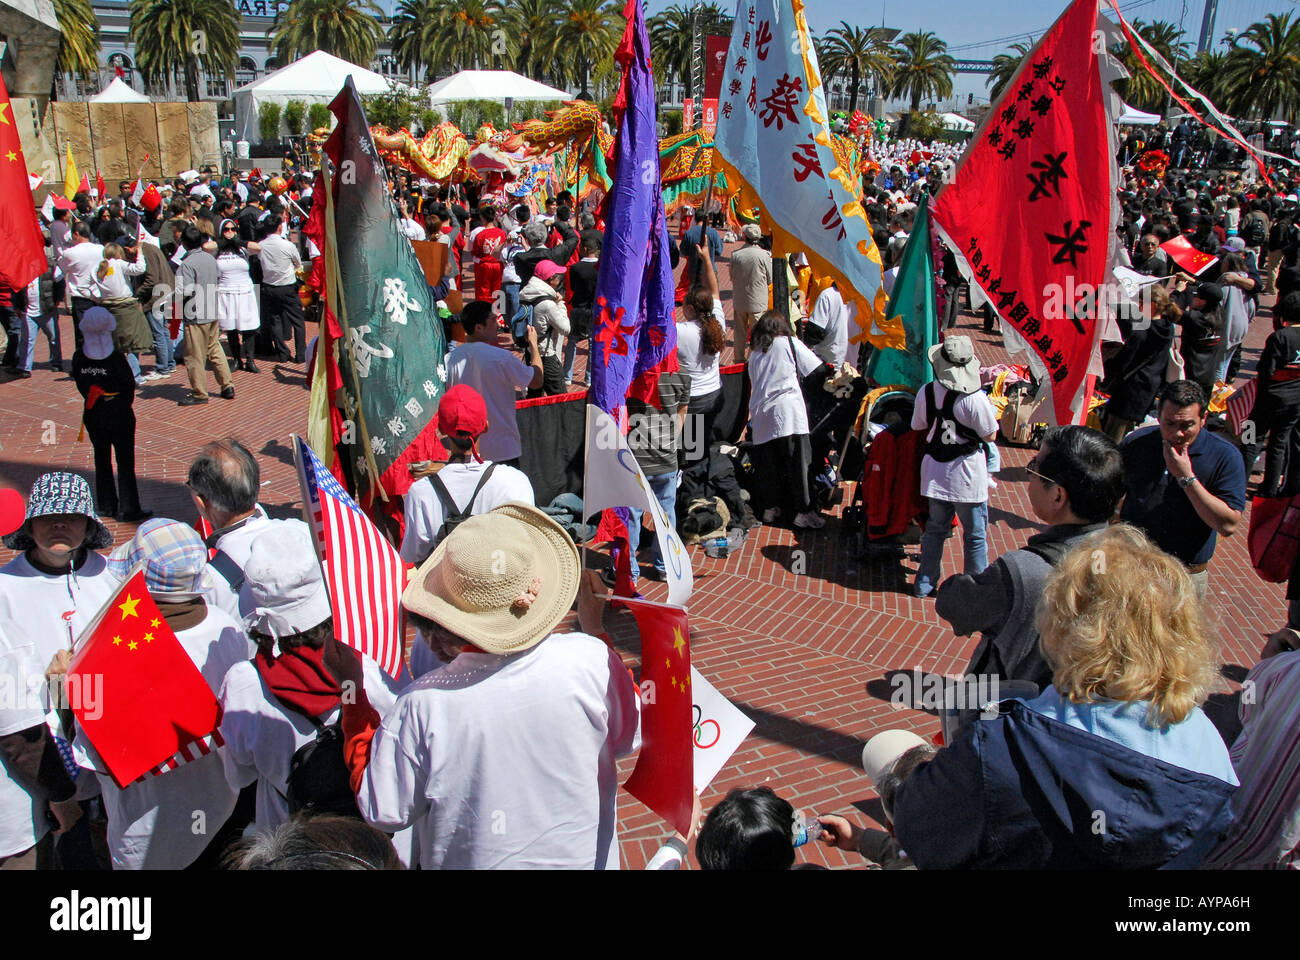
[1,122,1298,872]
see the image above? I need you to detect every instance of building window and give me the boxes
[235,56,257,87]
[74,73,102,98]
[265,57,279,72]
[205,73,229,99]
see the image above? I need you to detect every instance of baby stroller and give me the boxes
[803,365,869,512]
[841,385,926,557]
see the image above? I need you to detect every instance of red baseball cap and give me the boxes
[438,386,488,460]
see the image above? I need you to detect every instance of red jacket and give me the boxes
[863,428,926,540]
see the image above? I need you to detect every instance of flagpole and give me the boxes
[320,159,387,505]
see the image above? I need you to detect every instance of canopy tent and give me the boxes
[233,50,412,141]
[939,112,975,132]
[90,77,150,104]
[1118,103,1161,125]
[426,70,570,108]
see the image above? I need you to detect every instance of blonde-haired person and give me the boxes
[94,239,151,385]
[889,524,1238,869]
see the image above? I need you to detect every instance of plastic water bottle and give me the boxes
[792,814,824,847]
[704,537,729,558]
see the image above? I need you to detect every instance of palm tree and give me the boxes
[987,41,1031,101]
[648,2,730,102]
[129,0,241,102]
[1221,13,1300,123]
[54,0,102,78]
[389,0,445,83]
[501,0,562,82]
[269,0,385,68]
[1181,49,1227,106]
[553,0,623,100]
[818,23,895,114]
[1115,20,1189,112]
[889,30,955,112]
[426,0,506,73]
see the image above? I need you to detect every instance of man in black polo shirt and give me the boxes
[1119,380,1246,598]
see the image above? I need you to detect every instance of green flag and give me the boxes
[866,197,939,391]
[321,77,448,509]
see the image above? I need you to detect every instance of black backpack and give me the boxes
[429,463,497,544]
[1241,214,1267,248]
[285,716,361,819]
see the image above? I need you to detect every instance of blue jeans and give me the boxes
[20,312,61,371]
[145,302,174,372]
[125,352,142,381]
[620,471,678,580]
[562,335,586,383]
[1215,345,1237,388]
[501,282,520,325]
[915,498,989,596]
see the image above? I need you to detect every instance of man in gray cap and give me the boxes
[911,336,999,598]
[729,224,771,362]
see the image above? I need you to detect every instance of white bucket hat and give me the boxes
[861,729,928,789]
[927,335,981,394]
[241,523,331,638]
[402,503,579,656]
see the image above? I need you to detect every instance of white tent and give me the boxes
[1118,103,1161,125]
[233,51,413,141]
[426,70,569,107]
[90,77,150,104]
[939,111,975,132]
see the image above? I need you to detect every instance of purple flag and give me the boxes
[590,0,677,417]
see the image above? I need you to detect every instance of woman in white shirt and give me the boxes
[675,240,726,483]
[746,310,828,529]
[94,241,150,385]
[215,219,263,373]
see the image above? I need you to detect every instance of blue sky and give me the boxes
[642,0,1300,110]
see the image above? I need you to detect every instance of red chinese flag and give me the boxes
[77,172,90,196]
[1161,234,1218,277]
[930,0,1114,426]
[95,170,106,199]
[0,73,51,290]
[621,599,694,836]
[67,569,223,788]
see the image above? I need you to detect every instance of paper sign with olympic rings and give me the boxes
[690,667,755,792]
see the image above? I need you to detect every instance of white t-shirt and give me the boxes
[746,335,824,444]
[807,285,849,367]
[357,632,641,870]
[399,462,536,564]
[446,341,535,462]
[0,551,120,669]
[398,218,427,242]
[58,243,107,300]
[675,302,725,397]
[72,603,256,869]
[0,619,53,858]
[209,508,311,620]
[218,652,407,835]
[910,381,999,503]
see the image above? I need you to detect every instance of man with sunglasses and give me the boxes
[935,426,1126,690]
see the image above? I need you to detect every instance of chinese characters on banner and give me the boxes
[930,0,1117,426]
[713,0,891,346]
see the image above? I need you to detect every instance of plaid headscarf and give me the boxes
[108,518,209,597]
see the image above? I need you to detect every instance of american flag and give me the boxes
[294,436,406,678]
[1226,377,1258,436]
[134,731,225,782]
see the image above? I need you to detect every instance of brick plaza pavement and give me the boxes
[0,239,1284,870]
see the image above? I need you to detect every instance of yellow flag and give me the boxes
[64,143,78,201]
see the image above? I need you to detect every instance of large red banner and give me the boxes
[704,34,730,101]
[930,0,1113,425]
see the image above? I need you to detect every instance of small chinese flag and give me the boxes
[1161,235,1219,277]
[67,568,223,788]
[621,599,694,836]
[0,72,50,291]
[95,170,106,200]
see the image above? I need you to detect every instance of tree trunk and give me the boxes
[849,63,860,115]
[185,59,200,103]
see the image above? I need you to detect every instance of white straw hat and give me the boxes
[401,503,579,656]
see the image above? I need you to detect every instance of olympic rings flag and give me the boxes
[690,667,756,792]
[583,404,693,606]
